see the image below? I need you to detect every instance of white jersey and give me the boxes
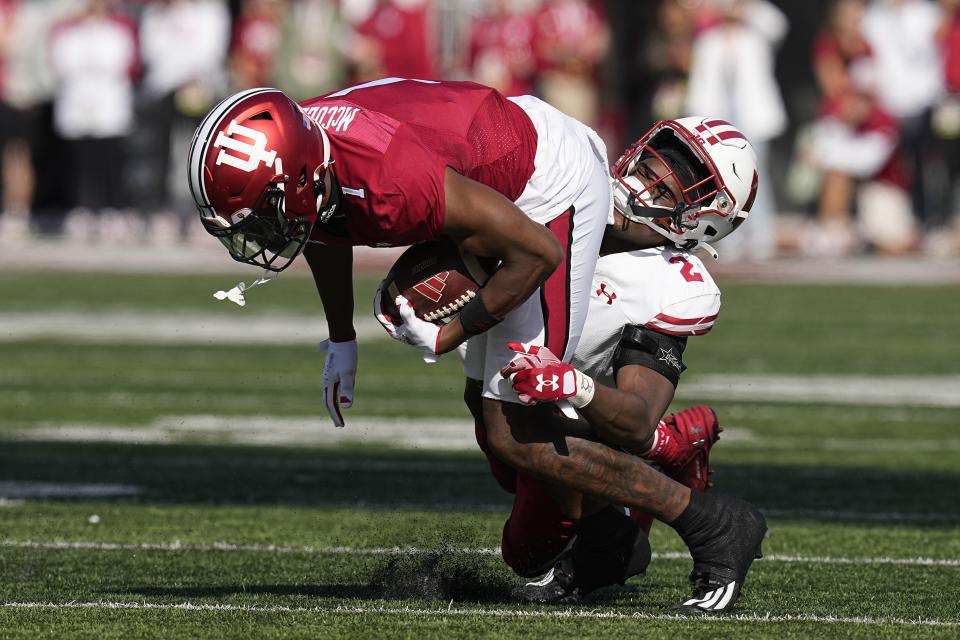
[461,95,612,402]
[573,246,721,381]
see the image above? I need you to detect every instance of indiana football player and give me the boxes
[188,78,613,422]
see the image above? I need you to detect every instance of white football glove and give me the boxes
[374,285,441,364]
[317,338,357,428]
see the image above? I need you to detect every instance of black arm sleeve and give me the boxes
[611,324,688,387]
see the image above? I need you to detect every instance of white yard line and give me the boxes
[0,240,401,274]
[0,482,140,499]
[3,540,958,568]
[4,306,960,407]
[3,237,958,284]
[16,415,960,452]
[0,600,957,627]
[677,375,960,408]
[0,312,386,345]
[16,416,484,449]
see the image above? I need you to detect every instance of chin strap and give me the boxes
[213,269,276,307]
[625,193,721,260]
[683,239,719,260]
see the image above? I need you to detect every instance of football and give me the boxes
[380,238,495,325]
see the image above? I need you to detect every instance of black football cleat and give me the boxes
[511,554,581,604]
[672,493,767,614]
[512,507,652,604]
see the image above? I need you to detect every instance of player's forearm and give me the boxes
[479,242,559,317]
[303,242,356,342]
[578,383,659,453]
[531,435,689,521]
[442,168,562,321]
[434,245,557,354]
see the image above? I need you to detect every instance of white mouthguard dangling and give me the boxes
[213,269,276,307]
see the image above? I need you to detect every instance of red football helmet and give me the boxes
[188,88,339,271]
[612,117,758,257]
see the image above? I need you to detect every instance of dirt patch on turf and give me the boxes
[369,546,516,603]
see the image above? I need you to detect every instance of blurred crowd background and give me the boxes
[0,0,958,260]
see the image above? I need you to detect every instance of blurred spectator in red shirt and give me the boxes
[230,0,287,90]
[806,0,917,255]
[813,0,876,100]
[348,0,437,83]
[465,0,536,97]
[942,0,960,93]
[0,0,10,96]
[811,93,917,255]
[532,0,610,128]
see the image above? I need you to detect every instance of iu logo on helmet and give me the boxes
[213,120,278,173]
[412,272,449,303]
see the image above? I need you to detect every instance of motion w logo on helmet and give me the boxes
[412,272,450,303]
[213,120,278,173]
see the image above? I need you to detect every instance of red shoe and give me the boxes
[643,405,721,492]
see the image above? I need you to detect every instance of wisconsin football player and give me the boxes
[469,118,767,612]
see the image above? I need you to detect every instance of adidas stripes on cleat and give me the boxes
[671,492,767,614]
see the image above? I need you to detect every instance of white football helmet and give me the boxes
[612,117,758,258]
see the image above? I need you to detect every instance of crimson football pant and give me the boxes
[474,417,652,577]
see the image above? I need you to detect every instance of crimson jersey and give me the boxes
[300,78,537,247]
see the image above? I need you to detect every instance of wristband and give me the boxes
[569,369,596,408]
[458,294,502,336]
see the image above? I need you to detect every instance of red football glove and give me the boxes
[500,342,596,407]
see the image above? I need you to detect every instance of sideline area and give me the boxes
[1,236,958,284]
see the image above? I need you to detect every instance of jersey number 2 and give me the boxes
[669,256,704,283]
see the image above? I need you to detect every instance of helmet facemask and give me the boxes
[613,121,750,257]
[616,129,716,220]
[201,175,313,272]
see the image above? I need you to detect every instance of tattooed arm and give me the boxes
[487,399,691,522]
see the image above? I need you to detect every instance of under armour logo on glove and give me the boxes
[535,373,560,393]
[500,342,596,409]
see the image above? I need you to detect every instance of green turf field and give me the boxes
[1,270,958,638]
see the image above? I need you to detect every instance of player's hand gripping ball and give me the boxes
[376,238,494,326]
